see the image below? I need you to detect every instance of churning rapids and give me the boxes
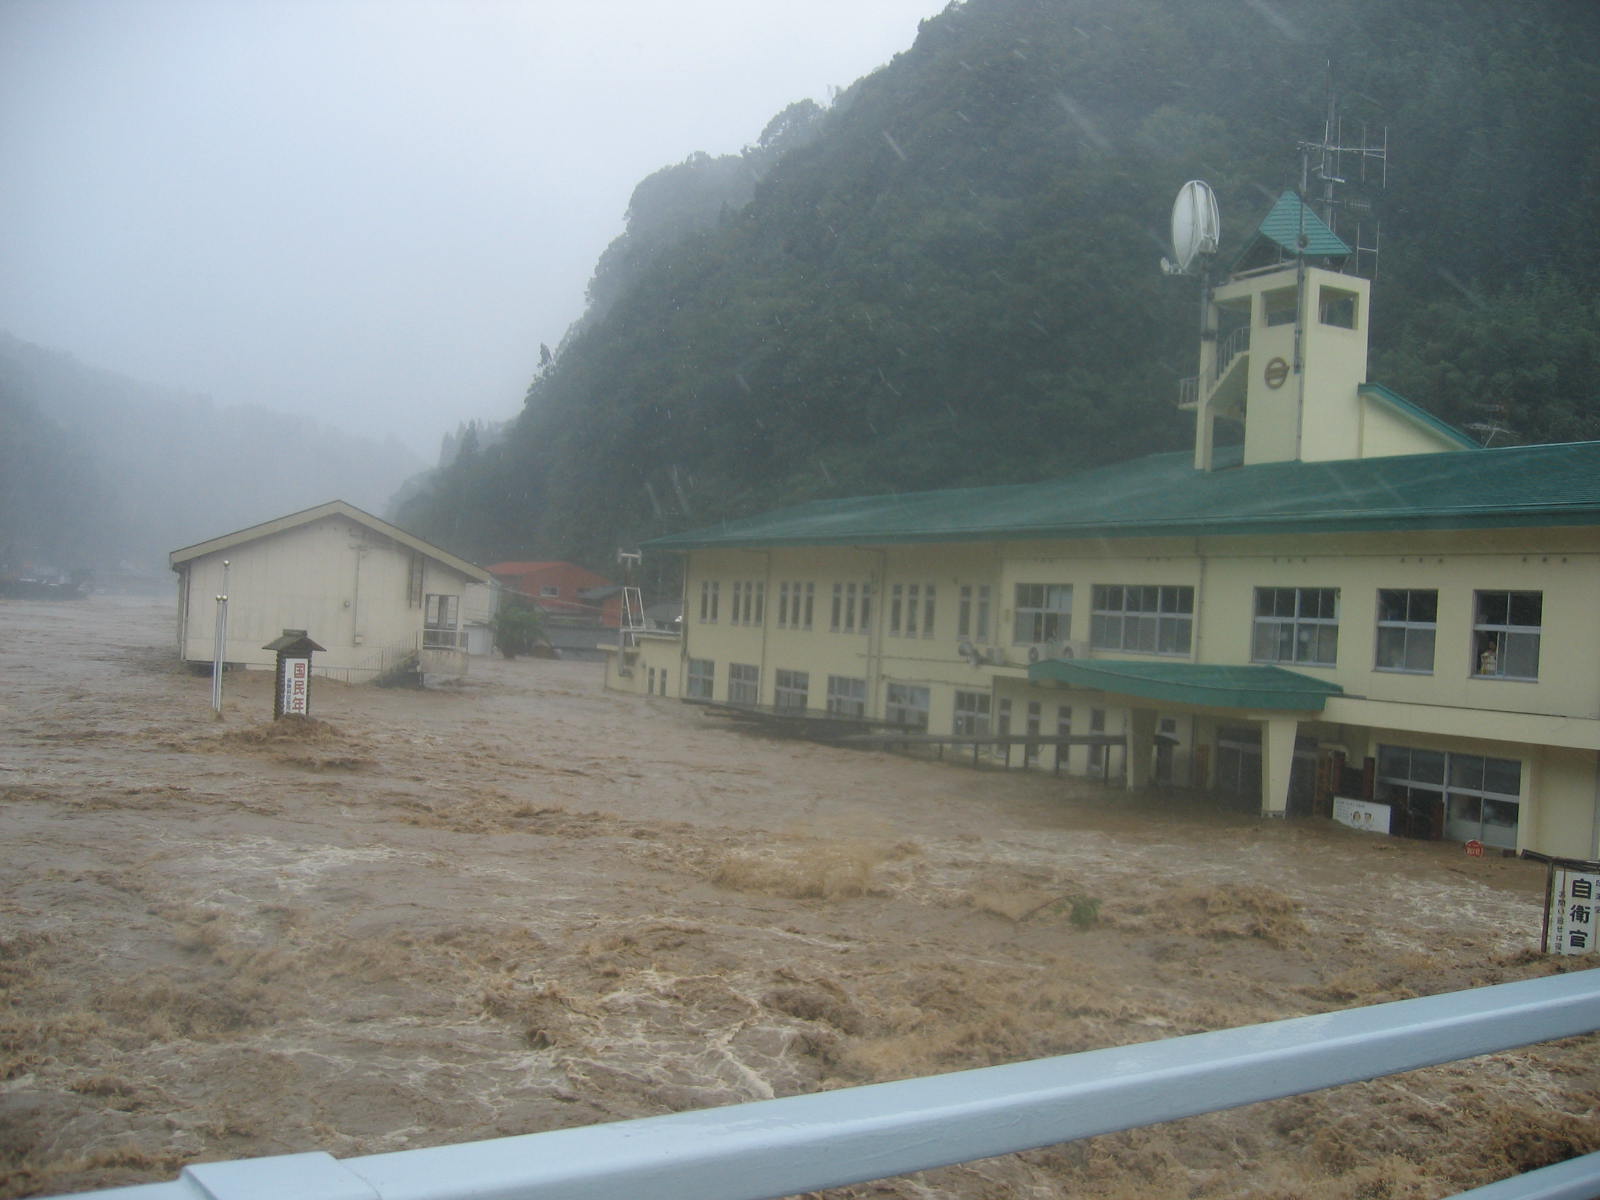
[1,595,1595,1198]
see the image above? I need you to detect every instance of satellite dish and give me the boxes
[1168,180,1221,274]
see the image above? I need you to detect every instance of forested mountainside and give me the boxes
[0,334,422,581]
[395,0,1600,572]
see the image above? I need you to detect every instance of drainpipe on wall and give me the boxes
[676,553,690,693]
[759,551,773,700]
[868,549,887,719]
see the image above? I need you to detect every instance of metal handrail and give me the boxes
[50,971,1600,1200]
[1214,323,1251,380]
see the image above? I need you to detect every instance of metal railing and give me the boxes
[1214,322,1251,379]
[1177,325,1251,409]
[52,971,1600,1200]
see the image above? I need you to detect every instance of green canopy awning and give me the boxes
[1028,658,1343,712]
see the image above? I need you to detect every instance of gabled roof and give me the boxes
[169,500,491,583]
[1358,383,1480,450]
[644,439,1600,552]
[1232,190,1351,271]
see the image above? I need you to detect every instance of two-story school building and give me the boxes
[604,192,1600,862]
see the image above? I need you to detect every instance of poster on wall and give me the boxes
[1332,796,1391,835]
[1545,868,1599,956]
[279,657,310,717]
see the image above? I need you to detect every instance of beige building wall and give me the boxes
[608,522,1600,859]
[176,513,480,681]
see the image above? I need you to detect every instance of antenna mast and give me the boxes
[1297,79,1388,278]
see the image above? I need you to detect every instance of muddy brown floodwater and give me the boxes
[1,596,1596,1199]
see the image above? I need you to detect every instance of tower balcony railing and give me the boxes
[49,971,1600,1200]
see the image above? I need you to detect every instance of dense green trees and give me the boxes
[398,0,1600,571]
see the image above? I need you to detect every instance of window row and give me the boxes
[686,660,867,719]
[1255,586,1542,679]
[695,579,1544,681]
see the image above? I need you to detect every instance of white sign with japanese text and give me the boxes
[280,657,310,717]
[1547,869,1599,956]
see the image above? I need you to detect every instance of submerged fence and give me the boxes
[55,971,1600,1200]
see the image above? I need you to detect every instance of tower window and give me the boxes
[1319,286,1358,329]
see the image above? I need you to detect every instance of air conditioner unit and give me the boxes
[1028,639,1089,664]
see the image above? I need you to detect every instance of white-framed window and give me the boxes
[957,585,993,642]
[826,675,866,718]
[952,689,991,736]
[905,584,920,636]
[889,584,904,635]
[539,584,560,598]
[730,580,764,626]
[423,594,463,648]
[1056,705,1073,770]
[1375,589,1437,674]
[777,580,812,629]
[687,658,714,700]
[728,663,760,706]
[1090,585,1194,655]
[1473,590,1541,680]
[647,666,656,694]
[774,668,809,712]
[921,584,936,639]
[1377,745,1522,849]
[1024,700,1042,765]
[833,582,867,633]
[1014,584,1072,644]
[1252,587,1338,666]
[885,683,930,731]
[699,580,719,623]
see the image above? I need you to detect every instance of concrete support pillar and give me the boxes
[1126,707,1158,790]
[1261,716,1298,818]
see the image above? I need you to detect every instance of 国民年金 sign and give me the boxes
[280,657,310,717]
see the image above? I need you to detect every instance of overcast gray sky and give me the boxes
[0,0,952,459]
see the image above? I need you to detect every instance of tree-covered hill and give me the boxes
[396,0,1600,572]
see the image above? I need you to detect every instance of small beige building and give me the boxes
[170,500,493,683]
[607,192,1600,862]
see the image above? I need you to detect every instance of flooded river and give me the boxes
[1,596,1594,1198]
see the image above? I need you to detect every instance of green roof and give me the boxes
[645,439,1600,551]
[1233,191,1351,270]
[1028,659,1343,712]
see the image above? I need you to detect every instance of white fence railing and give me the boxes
[49,971,1600,1200]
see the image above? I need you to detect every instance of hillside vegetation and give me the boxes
[396,0,1600,570]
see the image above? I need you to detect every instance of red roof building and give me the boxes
[487,561,621,628]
